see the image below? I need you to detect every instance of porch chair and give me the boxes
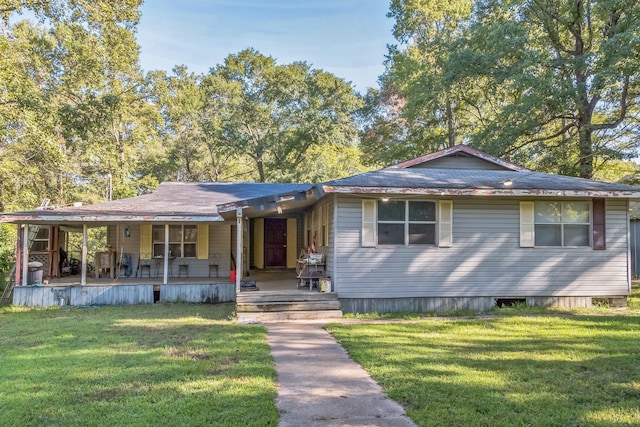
[178,258,189,278]
[208,253,219,278]
[139,253,152,278]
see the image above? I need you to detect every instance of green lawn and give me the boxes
[327,313,640,427]
[0,303,278,427]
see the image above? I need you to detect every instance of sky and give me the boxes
[136,0,396,93]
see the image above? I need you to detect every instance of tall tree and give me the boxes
[0,0,147,209]
[203,49,365,183]
[374,0,640,177]
[463,0,640,178]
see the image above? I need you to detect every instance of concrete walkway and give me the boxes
[266,321,417,427]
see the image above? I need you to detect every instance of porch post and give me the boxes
[81,224,88,286]
[163,224,169,285]
[21,224,29,286]
[236,209,242,293]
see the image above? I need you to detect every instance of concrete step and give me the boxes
[237,309,343,323]
[237,300,341,312]
[237,292,338,303]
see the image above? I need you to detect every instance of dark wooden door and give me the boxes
[264,218,287,267]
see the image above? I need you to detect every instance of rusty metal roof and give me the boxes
[320,168,640,198]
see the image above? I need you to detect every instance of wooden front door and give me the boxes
[264,218,287,267]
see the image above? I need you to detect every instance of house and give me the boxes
[2,145,639,311]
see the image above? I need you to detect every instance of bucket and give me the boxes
[230,270,236,283]
[320,277,331,293]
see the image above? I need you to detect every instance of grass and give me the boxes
[327,297,640,427]
[0,303,278,427]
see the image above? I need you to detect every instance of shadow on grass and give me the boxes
[0,303,278,427]
[327,316,640,426]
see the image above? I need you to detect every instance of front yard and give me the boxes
[1,283,639,426]
[0,303,278,427]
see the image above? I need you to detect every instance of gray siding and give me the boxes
[410,156,507,170]
[334,196,629,299]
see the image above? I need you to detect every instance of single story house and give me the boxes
[2,144,639,311]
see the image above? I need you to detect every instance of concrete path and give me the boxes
[266,321,417,427]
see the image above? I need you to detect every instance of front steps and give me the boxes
[236,291,342,323]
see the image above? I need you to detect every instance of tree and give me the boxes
[375,0,640,178]
[0,0,147,209]
[203,49,365,182]
[462,0,640,178]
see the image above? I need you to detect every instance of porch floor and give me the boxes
[39,268,318,294]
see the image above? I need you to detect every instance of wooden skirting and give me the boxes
[13,283,235,307]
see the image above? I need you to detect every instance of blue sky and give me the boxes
[136,0,395,93]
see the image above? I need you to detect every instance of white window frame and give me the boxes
[533,201,591,248]
[152,224,198,258]
[377,200,437,246]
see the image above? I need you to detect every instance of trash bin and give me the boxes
[27,261,44,285]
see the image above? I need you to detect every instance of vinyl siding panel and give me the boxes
[335,196,629,298]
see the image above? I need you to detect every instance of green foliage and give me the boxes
[0,304,278,426]
[327,315,640,426]
[373,0,640,177]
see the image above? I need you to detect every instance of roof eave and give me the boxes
[0,213,223,224]
[321,185,640,198]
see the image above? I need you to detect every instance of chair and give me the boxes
[139,253,152,278]
[178,258,189,278]
[208,253,219,278]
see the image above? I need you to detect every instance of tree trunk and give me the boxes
[446,99,456,147]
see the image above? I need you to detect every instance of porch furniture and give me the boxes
[208,253,219,278]
[139,253,152,278]
[296,253,325,291]
[154,255,174,278]
[177,258,189,278]
[95,250,116,278]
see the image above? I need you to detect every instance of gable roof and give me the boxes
[389,144,529,172]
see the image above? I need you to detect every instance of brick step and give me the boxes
[237,309,343,323]
[237,300,341,312]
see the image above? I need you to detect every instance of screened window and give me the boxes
[534,201,590,247]
[377,200,436,245]
[153,225,197,257]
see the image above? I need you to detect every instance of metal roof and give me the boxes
[320,168,640,198]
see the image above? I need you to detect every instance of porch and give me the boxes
[10,269,342,321]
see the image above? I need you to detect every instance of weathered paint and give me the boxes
[0,214,222,224]
[321,186,640,199]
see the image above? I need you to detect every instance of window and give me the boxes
[30,226,50,252]
[152,225,197,257]
[377,200,436,245]
[534,201,590,247]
